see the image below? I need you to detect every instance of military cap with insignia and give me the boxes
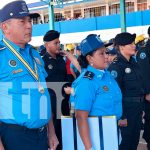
[80,34,105,56]
[0,1,38,23]
[43,30,60,42]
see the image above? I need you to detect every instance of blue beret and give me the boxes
[114,32,136,46]
[43,30,60,42]
[0,1,36,23]
[80,34,105,56]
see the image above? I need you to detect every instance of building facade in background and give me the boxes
[28,0,150,24]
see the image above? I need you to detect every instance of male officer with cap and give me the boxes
[108,32,144,150]
[0,1,58,150]
[136,27,150,150]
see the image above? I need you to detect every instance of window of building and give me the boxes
[84,6,106,18]
[64,10,71,20]
[109,4,120,15]
[74,9,81,19]
[54,13,63,21]
[137,0,147,11]
[137,3,147,10]
[44,14,49,23]
[126,2,134,12]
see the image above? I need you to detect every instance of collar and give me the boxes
[117,53,134,63]
[87,65,105,79]
[3,37,31,54]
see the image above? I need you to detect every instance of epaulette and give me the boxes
[83,71,94,80]
[0,44,6,51]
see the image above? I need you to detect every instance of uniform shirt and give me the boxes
[0,38,51,128]
[42,52,68,82]
[136,39,150,94]
[108,53,145,97]
[72,65,122,120]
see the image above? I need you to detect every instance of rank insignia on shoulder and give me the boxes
[83,71,94,80]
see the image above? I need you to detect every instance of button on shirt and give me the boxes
[72,65,122,120]
[108,54,145,97]
[0,38,51,128]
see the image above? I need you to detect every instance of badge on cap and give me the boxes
[9,60,17,67]
[102,85,109,92]
[140,52,146,59]
[111,70,118,78]
[125,68,131,73]
[10,13,13,16]
[48,64,53,70]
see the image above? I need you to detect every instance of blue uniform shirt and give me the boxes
[0,38,51,128]
[72,65,122,120]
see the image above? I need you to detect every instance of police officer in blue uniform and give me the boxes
[136,27,150,150]
[0,1,58,150]
[72,34,122,150]
[108,32,145,150]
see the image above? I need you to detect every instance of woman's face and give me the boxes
[119,42,136,58]
[87,47,108,70]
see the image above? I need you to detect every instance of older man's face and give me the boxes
[1,16,32,47]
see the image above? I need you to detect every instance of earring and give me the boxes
[90,63,93,66]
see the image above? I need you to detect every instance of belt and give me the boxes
[123,96,144,103]
[0,122,47,133]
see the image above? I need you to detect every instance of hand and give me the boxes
[145,94,150,102]
[48,133,59,150]
[0,139,4,150]
[118,119,128,127]
[59,50,67,56]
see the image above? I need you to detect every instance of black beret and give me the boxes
[148,26,150,35]
[43,30,60,42]
[114,32,136,46]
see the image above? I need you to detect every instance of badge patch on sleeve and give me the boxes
[9,60,17,67]
[111,70,117,78]
[140,52,146,59]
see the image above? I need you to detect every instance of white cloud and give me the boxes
[0,0,40,9]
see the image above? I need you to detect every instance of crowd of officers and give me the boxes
[0,1,150,149]
[37,28,150,150]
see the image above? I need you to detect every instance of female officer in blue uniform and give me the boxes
[72,34,122,150]
[108,32,145,150]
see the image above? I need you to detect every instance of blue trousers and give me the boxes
[0,123,48,150]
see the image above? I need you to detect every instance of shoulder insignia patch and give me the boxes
[140,52,146,59]
[83,71,94,80]
[111,70,118,78]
